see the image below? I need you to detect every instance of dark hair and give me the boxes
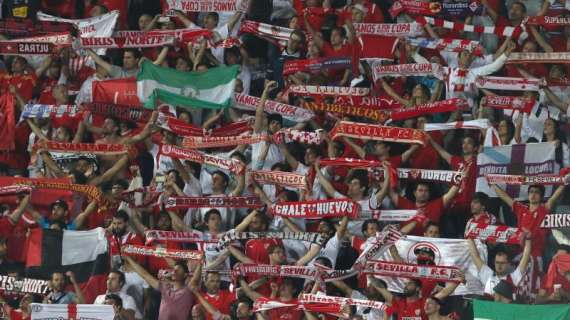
[284,190,299,202]
[166,169,185,190]
[315,256,332,268]
[123,48,142,60]
[500,118,515,142]
[331,26,347,38]
[271,162,291,172]
[49,220,68,230]
[212,171,229,188]
[204,209,222,222]
[410,278,422,288]
[267,244,284,254]
[464,135,480,148]
[174,261,189,274]
[472,192,489,208]
[105,293,123,308]
[70,169,88,185]
[110,269,126,287]
[113,210,130,223]
[267,113,283,127]
[425,221,439,231]
[106,117,122,135]
[511,1,527,13]
[495,247,512,261]
[528,184,545,198]
[348,170,369,195]
[50,199,69,212]
[113,179,129,191]
[415,182,431,194]
[230,151,246,164]
[206,12,219,23]
[361,219,380,235]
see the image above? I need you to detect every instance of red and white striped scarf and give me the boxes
[163,0,246,13]
[233,93,314,122]
[270,199,359,219]
[525,15,570,26]
[289,85,370,97]
[330,121,428,146]
[370,210,418,221]
[361,260,463,282]
[423,119,492,131]
[114,29,213,44]
[85,103,152,123]
[416,16,526,39]
[354,22,424,37]
[299,293,390,313]
[283,56,351,76]
[164,196,263,209]
[303,102,390,123]
[157,113,252,137]
[333,95,402,110]
[447,67,468,92]
[120,187,161,208]
[68,56,91,77]
[76,35,175,49]
[33,141,130,156]
[507,52,570,64]
[0,185,32,196]
[249,170,307,190]
[371,62,444,81]
[0,42,54,55]
[158,144,245,174]
[474,76,545,91]
[239,20,308,48]
[122,244,203,260]
[464,222,525,245]
[217,230,325,248]
[353,226,404,269]
[390,98,468,121]
[408,37,483,56]
[481,96,535,113]
[273,128,323,145]
[485,172,570,185]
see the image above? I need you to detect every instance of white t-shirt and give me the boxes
[478,264,523,296]
[122,271,149,317]
[251,138,284,170]
[351,290,384,320]
[94,291,141,319]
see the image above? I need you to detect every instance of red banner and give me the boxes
[92,78,140,106]
[0,94,16,151]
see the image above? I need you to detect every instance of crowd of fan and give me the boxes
[1,0,570,319]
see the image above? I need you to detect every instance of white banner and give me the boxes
[476,142,558,199]
[31,303,114,320]
[372,236,488,295]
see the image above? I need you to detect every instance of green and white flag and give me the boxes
[136,60,239,109]
[474,299,570,320]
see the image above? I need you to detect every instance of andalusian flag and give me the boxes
[474,300,570,320]
[136,60,239,109]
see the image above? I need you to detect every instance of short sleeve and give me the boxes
[108,65,124,78]
[512,201,524,220]
[478,264,494,285]
[511,266,524,286]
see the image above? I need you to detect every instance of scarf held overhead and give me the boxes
[21,104,81,120]
[361,260,463,282]
[217,231,326,248]
[233,93,314,122]
[158,144,245,174]
[249,170,307,190]
[76,35,175,49]
[270,199,359,219]
[354,23,424,36]
[145,230,218,244]
[464,222,525,245]
[164,196,263,209]
[480,96,535,113]
[474,76,545,91]
[407,37,483,56]
[389,98,468,121]
[122,244,203,260]
[330,121,427,146]
[303,102,390,123]
[283,57,351,76]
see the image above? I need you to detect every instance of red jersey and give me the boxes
[245,239,283,264]
[513,202,548,257]
[365,154,403,169]
[391,296,427,320]
[449,155,476,207]
[37,77,58,104]
[0,218,12,237]
[466,212,497,226]
[201,290,236,320]
[108,231,146,265]
[410,132,443,170]
[0,72,37,101]
[397,196,445,235]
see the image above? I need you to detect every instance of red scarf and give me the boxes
[354,22,424,37]
[330,121,427,146]
[158,144,245,174]
[182,134,268,149]
[475,76,544,91]
[333,95,402,110]
[77,35,175,49]
[480,96,535,113]
[249,170,307,190]
[145,230,217,244]
[270,199,359,219]
[507,52,570,64]
[389,0,442,17]
[122,244,203,260]
[525,15,570,26]
[33,140,131,156]
[0,93,16,151]
[84,103,152,123]
[390,98,468,121]
[233,93,314,122]
[464,222,524,245]
[361,260,463,282]
[416,16,525,39]
[304,102,390,123]
[372,62,443,81]
[157,113,252,137]
[164,196,263,209]
[0,185,32,196]
[283,56,351,76]
[289,85,370,97]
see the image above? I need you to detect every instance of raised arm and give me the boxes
[543,86,569,112]
[428,136,452,164]
[529,25,554,53]
[331,279,354,297]
[368,277,393,304]
[89,154,129,186]
[229,171,245,196]
[235,210,259,233]
[254,81,276,133]
[304,11,324,49]
[546,185,566,211]
[277,141,300,171]
[516,238,532,275]
[467,238,484,271]
[480,0,498,23]
[227,11,243,34]
[123,255,160,290]
[66,271,86,304]
[433,272,462,300]
[124,111,158,145]
[378,78,410,106]
[73,200,98,230]
[491,184,514,208]
[374,164,391,208]
[191,288,228,319]
[401,144,419,163]
[86,49,114,74]
[7,194,30,226]
[342,137,366,159]
[238,278,263,301]
[314,161,339,198]
[442,185,460,208]
[153,47,170,66]
[295,243,321,266]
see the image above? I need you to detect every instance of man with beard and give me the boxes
[107,210,145,268]
[423,296,454,320]
[372,274,461,320]
[94,269,140,319]
[28,199,98,230]
[44,271,85,304]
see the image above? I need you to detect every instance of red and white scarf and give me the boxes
[480,96,535,113]
[408,37,483,56]
[368,167,464,184]
[76,35,175,49]
[0,41,54,55]
[122,244,203,260]
[163,0,245,13]
[371,62,444,81]
[333,95,402,110]
[485,173,570,185]
[145,230,217,244]
[164,196,263,209]
[389,0,442,17]
[270,198,359,219]
[32,180,109,208]
[114,29,213,44]
[368,210,418,221]
[464,222,524,245]
[239,20,302,48]
[416,16,525,39]
[474,76,545,91]
[353,226,404,268]
[273,128,323,145]
[33,141,130,156]
[303,102,390,123]
[361,260,463,282]
[84,103,153,123]
[158,144,245,174]
[507,52,570,64]
[330,121,428,146]
[21,104,81,120]
[289,85,370,97]
[157,113,252,137]
[182,134,268,149]
[217,230,326,248]
[233,93,314,122]
[525,15,570,26]
[390,98,468,121]
[319,158,383,168]
[423,119,492,131]
[120,187,161,208]
[299,293,390,313]
[249,170,307,190]
[0,185,32,196]
[354,22,424,37]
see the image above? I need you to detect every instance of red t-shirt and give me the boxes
[245,239,283,264]
[0,72,37,101]
[409,132,443,170]
[201,290,236,320]
[0,218,13,237]
[449,155,476,208]
[512,202,548,257]
[109,231,146,266]
[397,196,445,235]
[37,76,58,105]
[268,299,303,320]
[391,296,427,320]
[147,241,183,275]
